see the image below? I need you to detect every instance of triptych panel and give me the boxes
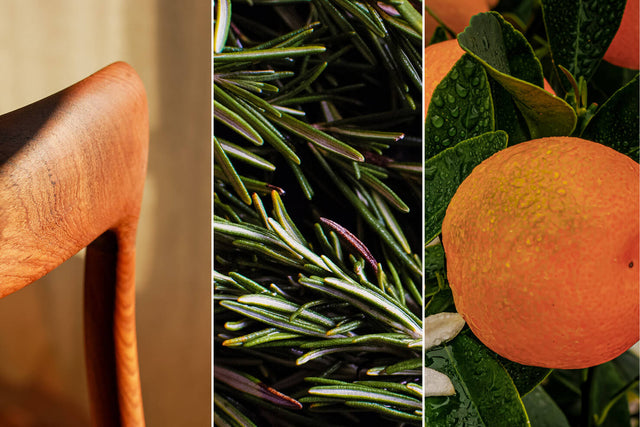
[214,1,639,425]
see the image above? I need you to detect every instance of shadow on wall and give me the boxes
[134,1,211,426]
[0,256,89,425]
[0,374,88,427]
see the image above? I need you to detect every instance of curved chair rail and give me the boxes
[0,62,148,426]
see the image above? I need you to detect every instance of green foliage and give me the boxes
[214,0,423,424]
[458,12,577,138]
[522,386,570,427]
[425,332,530,426]
[425,53,494,158]
[541,0,626,92]
[582,74,640,161]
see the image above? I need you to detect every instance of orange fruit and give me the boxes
[441,137,639,369]
[603,0,639,69]
[425,39,556,117]
[425,0,496,40]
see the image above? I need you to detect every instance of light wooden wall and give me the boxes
[0,1,210,425]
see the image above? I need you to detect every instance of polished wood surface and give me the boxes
[0,62,148,426]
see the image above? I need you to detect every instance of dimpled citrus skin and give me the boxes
[603,0,639,69]
[442,137,639,369]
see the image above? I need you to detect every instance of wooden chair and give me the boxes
[0,62,148,426]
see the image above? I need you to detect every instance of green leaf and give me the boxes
[214,166,284,197]
[298,276,421,337]
[330,0,386,38]
[287,158,315,199]
[271,191,309,246]
[250,22,320,50]
[237,294,335,328]
[214,365,303,410]
[321,277,421,335]
[458,12,577,138]
[488,78,530,145]
[214,392,258,427]
[589,60,638,101]
[298,345,388,365]
[228,272,271,294]
[522,386,571,427]
[315,0,377,65]
[390,0,423,34]
[380,357,422,374]
[425,53,494,159]
[425,332,529,426]
[458,12,543,87]
[424,242,445,274]
[216,70,296,82]
[590,363,633,427]
[214,381,327,427]
[358,171,410,213]
[218,79,283,117]
[213,99,264,145]
[429,26,449,45]
[307,384,421,409]
[268,219,330,271]
[300,334,414,349]
[214,45,327,62]
[611,350,640,383]
[220,300,331,337]
[214,86,301,163]
[498,358,552,397]
[270,62,328,103]
[310,145,421,277]
[213,219,293,253]
[372,193,412,253]
[495,70,577,140]
[267,112,365,162]
[214,137,252,204]
[345,401,422,422]
[541,0,626,87]
[581,74,639,161]
[425,131,508,243]
[218,139,276,171]
[377,5,421,42]
[495,0,535,32]
[213,0,231,53]
[424,289,454,316]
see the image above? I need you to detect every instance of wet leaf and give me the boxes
[459,12,577,138]
[426,52,494,159]
[581,74,639,161]
[522,386,571,427]
[425,332,529,426]
[541,0,625,88]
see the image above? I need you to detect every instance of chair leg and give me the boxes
[84,225,144,426]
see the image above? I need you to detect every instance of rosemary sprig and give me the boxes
[214,0,422,424]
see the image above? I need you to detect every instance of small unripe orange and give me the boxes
[442,137,639,369]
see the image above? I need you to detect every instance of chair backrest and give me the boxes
[0,62,148,426]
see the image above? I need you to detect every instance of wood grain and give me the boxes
[0,62,148,426]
